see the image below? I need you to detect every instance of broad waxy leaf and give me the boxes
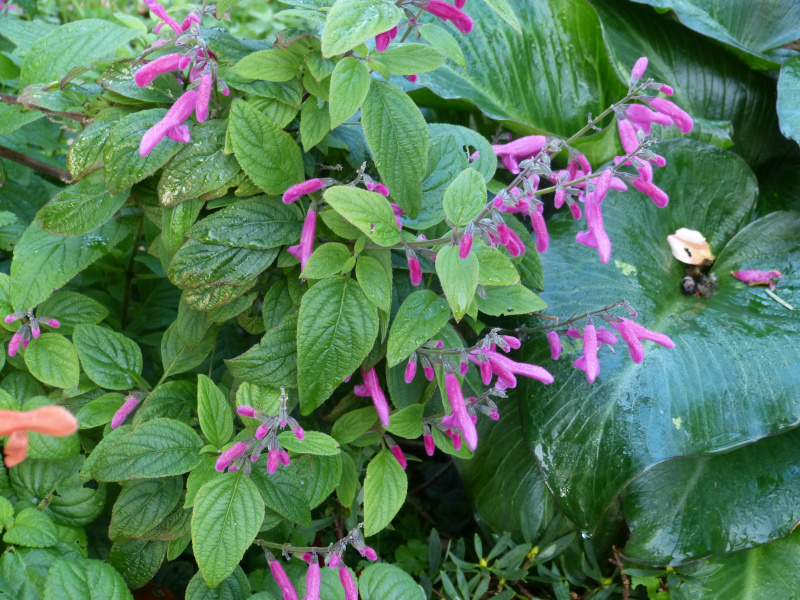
[297,277,379,413]
[361,81,430,218]
[329,57,371,129]
[436,244,479,321]
[23,333,80,389]
[387,290,452,366]
[43,557,133,600]
[364,449,408,536]
[228,100,304,194]
[73,324,143,390]
[324,186,402,246]
[359,563,425,600]
[777,55,800,148]
[192,473,264,588]
[519,139,800,531]
[321,0,403,57]
[197,374,234,448]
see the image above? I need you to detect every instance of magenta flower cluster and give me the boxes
[5,309,61,357]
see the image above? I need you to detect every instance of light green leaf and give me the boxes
[73,324,142,390]
[474,243,519,286]
[277,430,341,455]
[386,404,423,439]
[197,374,234,448]
[476,284,547,316]
[359,563,425,600]
[76,393,125,429]
[329,57,371,129]
[356,254,391,312]
[37,291,109,334]
[361,81,429,218]
[324,186,402,246]
[442,168,486,228]
[302,243,352,279]
[297,277,378,413]
[321,0,403,57]
[331,406,379,444]
[44,557,133,600]
[337,452,358,507]
[24,333,80,389]
[436,244,478,321]
[3,507,59,548]
[300,96,331,151]
[230,49,303,81]
[376,43,445,75]
[364,449,407,536]
[481,0,521,33]
[36,174,128,237]
[387,290,452,366]
[418,24,465,68]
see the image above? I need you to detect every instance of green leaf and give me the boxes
[321,0,403,57]
[387,290,452,366]
[160,321,217,378]
[474,243,520,286]
[225,311,298,387]
[103,109,182,195]
[24,333,80,389]
[73,324,142,390]
[68,110,132,181]
[356,255,391,312]
[302,243,352,279]
[337,452,358,507]
[10,221,128,310]
[277,430,341,455]
[331,406,379,444]
[228,100,304,194]
[324,186,402,246]
[91,418,203,481]
[230,48,303,81]
[300,96,331,151]
[44,557,133,600]
[329,57,371,129]
[109,477,182,542]
[20,19,137,87]
[518,139,800,532]
[108,539,168,589]
[0,104,42,135]
[185,567,250,600]
[76,393,125,429]
[134,380,196,426]
[37,291,109,335]
[376,44,445,75]
[778,55,800,148]
[162,199,203,257]
[197,375,234,448]
[361,81,430,218]
[169,241,279,288]
[192,473,264,588]
[36,174,128,237]
[436,244,478,321]
[3,507,58,548]
[359,563,425,600]
[442,168,486,228]
[250,461,312,524]
[363,449,407,536]
[475,284,547,316]
[188,196,304,250]
[297,277,378,413]
[386,404,423,439]
[480,0,521,33]
[418,24,465,68]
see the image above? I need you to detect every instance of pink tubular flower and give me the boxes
[625,104,673,136]
[618,117,640,155]
[111,396,140,429]
[575,191,612,264]
[650,98,693,133]
[288,208,318,271]
[445,373,477,451]
[338,566,357,600]
[422,0,473,33]
[364,546,378,561]
[530,204,549,253]
[408,253,422,286]
[366,181,390,196]
[631,176,669,208]
[165,124,191,143]
[375,26,398,52]
[215,441,248,472]
[195,72,212,122]
[596,327,619,346]
[390,444,407,469]
[731,269,782,291]
[144,0,182,36]
[546,331,561,360]
[424,432,435,456]
[610,317,674,364]
[630,56,648,83]
[267,449,280,474]
[139,89,198,156]
[237,405,256,418]
[358,367,390,426]
[492,135,546,174]
[283,179,324,204]
[305,561,321,600]
[459,232,473,259]
[572,322,600,384]
[269,558,299,600]
[481,350,554,389]
[390,202,404,229]
[134,53,184,87]
[404,354,417,383]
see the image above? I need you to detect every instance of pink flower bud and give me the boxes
[530,204,548,253]
[459,233,473,259]
[111,396,140,429]
[144,0,182,35]
[502,336,521,350]
[361,367,390,427]
[390,444,407,469]
[237,405,256,417]
[424,433,435,456]
[328,554,341,569]
[338,566,357,600]
[459,360,469,376]
[21,339,29,350]
[195,72,212,123]
[408,255,422,286]
[631,177,669,208]
[283,179,324,204]
[630,56,648,83]
[423,364,435,381]
[445,373,477,451]
[31,322,40,339]
[4,315,14,323]
[625,104,673,136]
[454,0,465,7]
[267,449,280,474]
[256,424,269,439]
[366,181,390,196]
[660,84,674,96]
[422,0,473,33]
[617,117,639,155]
[134,53,184,87]
[165,125,191,143]
[375,26,398,52]
[269,559,299,600]
[404,355,417,383]
[293,426,305,440]
[305,561,321,600]
[215,440,248,471]
[364,546,378,561]
[649,97,693,133]
[568,202,582,220]
[288,208,318,271]
[406,74,418,83]
[731,269,782,290]
[280,450,291,466]
[47,319,60,328]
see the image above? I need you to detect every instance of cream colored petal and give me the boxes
[667,228,715,265]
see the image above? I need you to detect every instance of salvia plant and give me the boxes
[0,0,799,598]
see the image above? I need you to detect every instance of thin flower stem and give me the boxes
[257,539,328,554]
[399,8,423,43]
[500,300,628,335]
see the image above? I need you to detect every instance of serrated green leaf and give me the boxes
[76,393,125,429]
[323,186,402,246]
[364,449,407,536]
[331,406,379,444]
[356,254,391,312]
[301,243,352,279]
[185,566,250,600]
[376,43,445,75]
[36,175,128,237]
[300,96,331,151]
[387,290,452,366]
[37,291,109,335]
[436,244,478,321]
[250,462,311,524]
[24,333,80,389]
[3,508,59,548]
[44,557,133,600]
[73,324,142,390]
[418,24,465,68]
[385,404,423,439]
[277,430,341,455]
[321,0,403,57]
[442,168,486,228]
[329,57,371,129]
[108,539,168,589]
[225,311,297,387]
[359,562,425,600]
[109,477,182,542]
[197,374,234,448]
[474,243,519,286]
[476,283,546,316]
[230,48,303,81]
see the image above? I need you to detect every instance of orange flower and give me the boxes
[0,406,78,467]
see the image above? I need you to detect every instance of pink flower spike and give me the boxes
[530,204,549,253]
[46,319,60,328]
[269,559,299,600]
[110,395,140,429]
[408,254,422,286]
[459,233,473,259]
[361,366,390,426]
[375,26,398,52]
[237,405,256,417]
[630,57,648,83]
[390,444,407,469]
[139,89,198,156]
[215,440,248,471]
[546,331,561,360]
[650,97,693,133]
[338,566,357,600]
[288,208,318,271]
[305,561,321,600]
[267,449,280,474]
[445,373,478,451]
[195,72,212,122]
[404,355,417,383]
[283,179,324,204]
[134,53,184,87]
[422,0,473,33]
[424,432,435,456]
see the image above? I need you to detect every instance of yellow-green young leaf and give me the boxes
[36,174,129,237]
[192,473,264,588]
[230,48,303,81]
[197,374,234,448]
[331,406,379,444]
[475,283,547,316]
[436,245,479,321]
[356,255,391,312]
[329,57,371,128]
[2,507,59,547]
[481,0,521,33]
[337,452,358,507]
[306,51,336,81]
[301,243,352,279]
[474,243,520,286]
[359,563,425,600]
[443,168,486,228]
[24,333,80,389]
[361,81,429,218]
[44,557,133,600]
[300,96,331,151]
[323,186,402,246]
[386,290,452,366]
[185,567,250,600]
[418,24,465,68]
[228,100,304,194]
[109,477,182,542]
[297,277,378,413]
[377,44,446,75]
[73,324,142,390]
[277,430,341,455]
[363,449,407,536]
[321,0,403,57]
[386,404,423,439]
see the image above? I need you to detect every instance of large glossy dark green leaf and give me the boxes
[519,139,800,531]
[622,427,800,566]
[777,55,800,149]
[422,0,626,138]
[592,0,793,174]
[629,0,800,69]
